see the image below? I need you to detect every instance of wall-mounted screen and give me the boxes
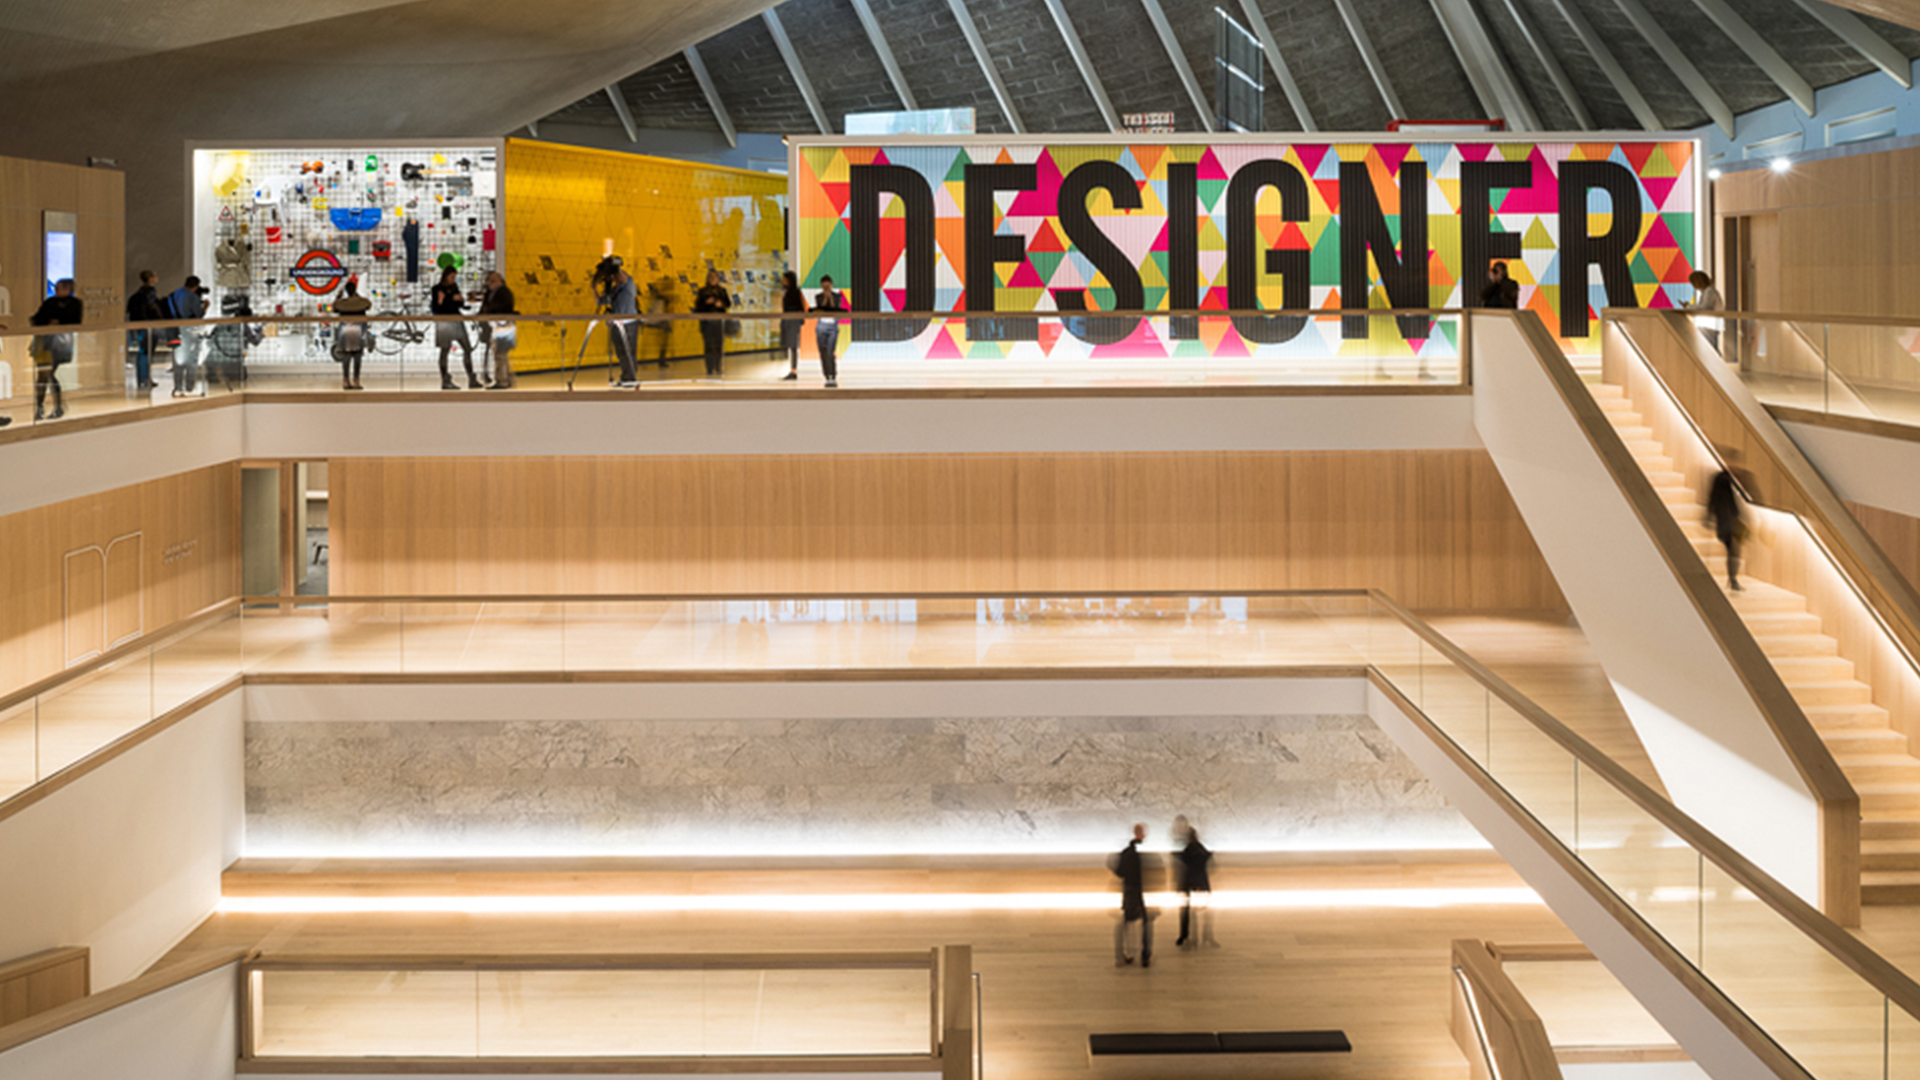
[43,210,76,296]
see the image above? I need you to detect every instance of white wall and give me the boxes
[1779,419,1920,519]
[0,963,238,1080]
[0,406,242,517]
[0,691,243,987]
[1471,314,1821,903]
[1562,1063,1709,1080]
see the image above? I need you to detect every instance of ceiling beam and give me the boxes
[684,45,738,149]
[525,120,541,139]
[1545,0,1662,130]
[605,85,640,143]
[1039,0,1121,132]
[1790,0,1912,88]
[1611,0,1735,134]
[1237,0,1317,131]
[763,8,831,134]
[1687,0,1816,114]
[1427,0,1540,130]
[847,0,921,110]
[1331,0,1405,119]
[944,0,1025,134]
[1138,0,1217,132]
[1497,0,1592,128]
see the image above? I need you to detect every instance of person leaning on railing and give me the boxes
[1685,271,1723,355]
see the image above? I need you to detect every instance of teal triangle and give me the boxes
[1029,250,1064,284]
[1312,220,1342,281]
[1143,285,1167,310]
[1198,179,1228,211]
[944,150,973,183]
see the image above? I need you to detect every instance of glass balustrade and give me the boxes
[1688,313,1920,430]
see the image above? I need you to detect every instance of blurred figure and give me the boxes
[1706,447,1752,592]
[480,271,517,390]
[29,278,81,420]
[812,275,846,388]
[779,270,804,380]
[1686,271,1723,354]
[1172,815,1218,949]
[1478,260,1518,309]
[644,276,675,367]
[165,275,205,398]
[125,269,162,390]
[432,267,479,390]
[331,278,372,390]
[1109,823,1154,968]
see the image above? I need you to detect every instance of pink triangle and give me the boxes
[1642,216,1679,250]
[1377,144,1412,173]
[884,288,907,310]
[1648,287,1675,310]
[1196,148,1228,181]
[1643,177,1677,210]
[1456,144,1494,163]
[1210,323,1250,358]
[1497,148,1559,214]
[1007,260,1046,289]
[926,325,965,359]
[1149,220,1170,253]
[1008,152,1063,217]
[871,149,891,166]
[1090,317,1165,359]
[1294,145,1330,176]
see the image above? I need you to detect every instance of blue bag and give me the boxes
[329,207,383,231]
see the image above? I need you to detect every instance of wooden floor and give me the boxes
[169,855,1589,1080]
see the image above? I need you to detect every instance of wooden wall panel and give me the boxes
[0,947,88,1027]
[1850,500,1920,597]
[331,452,1566,612]
[0,153,125,395]
[0,463,240,701]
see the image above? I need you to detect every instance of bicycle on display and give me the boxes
[373,311,429,355]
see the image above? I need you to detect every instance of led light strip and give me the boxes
[220,887,1542,916]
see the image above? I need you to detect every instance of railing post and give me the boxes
[940,944,974,1080]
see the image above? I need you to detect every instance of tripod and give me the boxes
[566,288,632,391]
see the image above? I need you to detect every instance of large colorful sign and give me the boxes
[791,138,1699,356]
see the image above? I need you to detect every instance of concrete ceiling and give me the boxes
[0,0,779,280]
[540,0,1920,144]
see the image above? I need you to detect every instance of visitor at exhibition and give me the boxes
[29,278,81,420]
[331,278,373,390]
[694,269,731,379]
[165,275,205,398]
[432,266,480,390]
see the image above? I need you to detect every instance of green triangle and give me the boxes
[1629,250,1656,284]
[1198,180,1228,212]
[811,220,852,287]
[1312,220,1342,281]
[1090,286,1116,311]
[1029,250,1064,285]
[1143,285,1167,310]
[1439,320,1459,349]
[1665,212,1696,263]
[1174,337,1212,357]
[944,151,973,184]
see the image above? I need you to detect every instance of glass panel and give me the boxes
[561,599,678,671]
[32,652,152,777]
[1366,598,1424,708]
[1483,696,1575,841]
[1892,1002,1919,1080]
[475,967,930,1057]
[243,602,403,674]
[1572,770,1701,966]
[152,611,244,716]
[255,969,477,1057]
[399,602,563,674]
[1417,641,1488,765]
[0,699,36,800]
[1821,320,1920,426]
[1699,859,1888,1080]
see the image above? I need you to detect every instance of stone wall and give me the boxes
[245,711,1479,856]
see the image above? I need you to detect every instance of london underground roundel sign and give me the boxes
[291,249,349,295]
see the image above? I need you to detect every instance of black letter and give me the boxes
[1167,162,1199,341]
[1226,159,1310,344]
[1055,161,1144,345]
[1461,160,1532,306]
[1558,160,1643,338]
[1340,160,1430,340]
[849,164,935,341]
[963,163,1039,341]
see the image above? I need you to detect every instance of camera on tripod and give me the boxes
[590,255,624,304]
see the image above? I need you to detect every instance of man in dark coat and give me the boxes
[1173,815,1218,949]
[1110,823,1154,967]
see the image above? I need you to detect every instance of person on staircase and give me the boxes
[1706,448,1753,593]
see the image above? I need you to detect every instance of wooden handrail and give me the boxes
[0,597,241,717]
[239,589,1372,605]
[243,951,934,971]
[0,948,248,1056]
[1618,307,1920,330]
[1370,588,1920,1024]
[1450,939,1563,1080]
[0,307,1472,339]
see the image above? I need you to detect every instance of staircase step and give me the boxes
[1862,841,1920,872]
[1790,681,1876,706]
[1824,731,1911,760]
[1803,702,1895,731]
[1862,871,1920,904]
[1752,634,1841,658]
[1743,612,1825,635]
[1726,588,1809,615]
[1589,383,1626,399]
[1835,755,1920,786]
[1768,656,1859,682]
[1615,425,1657,442]
[1859,786,1920,814]
[1863,817,1920,841]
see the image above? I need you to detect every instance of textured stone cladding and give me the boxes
[245,713,1479,855]
[502,138,787,371]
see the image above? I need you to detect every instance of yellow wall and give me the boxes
[502,140,787,371]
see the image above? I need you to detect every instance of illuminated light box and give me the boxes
[789,135,1702,364]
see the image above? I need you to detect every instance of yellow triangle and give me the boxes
[1197,217,1227,252]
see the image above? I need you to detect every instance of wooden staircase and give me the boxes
[1588,381,1920,906]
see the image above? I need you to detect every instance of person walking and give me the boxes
[331,278,373,390]
[1478,261,1518,309]
[166,275,205,398]
[1686,271,1723,354]
[480,271,518,390]
[29,278,82,420]
[1109,823,1154,968]
[1172,816,1218,950]
[694,269,731,379]
[643,276,674,368]
[1706,448,1750,592]
[432,267,479,390]
[125,269,163,390]
[779,271,805,381]
[812,275,846,388]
